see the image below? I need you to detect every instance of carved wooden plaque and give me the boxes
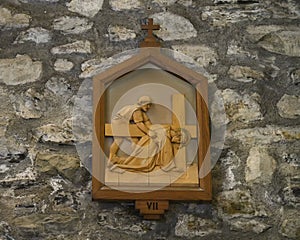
[92,48,211,219]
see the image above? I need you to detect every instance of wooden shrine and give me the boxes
[92,19,211,220]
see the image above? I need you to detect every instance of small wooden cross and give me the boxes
[140,18,161,48]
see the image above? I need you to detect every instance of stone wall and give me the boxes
[0,0,299,239]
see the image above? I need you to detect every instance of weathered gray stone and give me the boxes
[246,25,291,42]
[0,87,14,138]
[154,0,192,6]
[49,177,68,195]
[151,12,197,41]
[80,53,134,78]
[0,164,10,173]
[4,141,27,159]
[49,190,81,213]
[247,25,300,57]
[12,213,79,235]
[245,147,277,184]
[220,151,241,191]
[265,56,281,78]
[45,77,72,97]
[20,0,59,2]
[10,88,45,119]
[73,116,91,143]
[207,74,218,84]
[214,0,262,3]
[282,152,300,167]
[277,94,300,119]
[202,4,270,27]
[209,90,229,128]
[14,27,51,44]
[97,207,155,235]
[229,125,300,145]
[0,167,38,186]
[72,79,93,171]
[171,50,195,66]
[107,25,136,41]
[35,152,80,181]
[0,221,11,238]
[227,41,258,59]
[0,7,30,29]
[178,0,193,7]
[54,59,74,72]
[217,189,261,217]
[33,118,75,145]
[291,69,300,85]
[222,89,263,123]
[229,219,271,234]
[66,0,104,17]
[110,0,142,11]
[80,58,105,78]
[279,152,299,207]
[0,55,42,86]
[14,201,38,216]
[258,30,300,57]
[175,214,220,237]
[51,40,92,54]
[53,16,93,35]
[0,135,28,163]
[0,87,15,158]
[279,209,300,239]
[72,80,93,144]
[270,0,300,19]
[172,45,217,67]
[153,0,177,6]
[0,141,11,159]
[228,66,264,83]
[214,0,237,3]
[280,172,299,207]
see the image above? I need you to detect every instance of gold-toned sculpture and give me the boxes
[107,95,191,173]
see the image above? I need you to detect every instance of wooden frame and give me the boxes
[92,48,211,201]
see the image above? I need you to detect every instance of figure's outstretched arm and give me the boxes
[136,122,150,135]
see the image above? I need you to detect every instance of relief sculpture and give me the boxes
[107,95,191,173]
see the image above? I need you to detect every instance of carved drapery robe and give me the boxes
[110,125,177,173]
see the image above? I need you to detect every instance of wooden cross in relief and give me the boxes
[140,18,161,48]
[105,94,197,172]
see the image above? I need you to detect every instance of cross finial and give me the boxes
[140,18,161,48]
